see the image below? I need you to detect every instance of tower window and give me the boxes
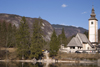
[91,22,93,24]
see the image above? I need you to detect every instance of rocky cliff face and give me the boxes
[0,13,53,41]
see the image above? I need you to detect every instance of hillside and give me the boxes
[0,13,88,39]
[0,13,53,41]
[52,24,88,37]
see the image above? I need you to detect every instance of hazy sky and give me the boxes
[0,0,100,29]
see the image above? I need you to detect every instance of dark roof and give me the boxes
[67,37,82,47]
[89,7,98,21]
[67,33,94,48]
[76,33,94,47]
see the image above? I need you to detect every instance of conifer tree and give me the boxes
[16,17,30,59]
[0,22,2,53]
[59,28,67,46]
[84,31,88,38]
[7,23,13,47]
[7,23,17,47]
[30,18,45,59]
[49,30,60,57]
[11,25,17,47]
[0,23,1,47]
[1,21,7,47]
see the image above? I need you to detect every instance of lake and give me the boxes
[0,62,99,67]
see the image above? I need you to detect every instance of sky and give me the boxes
[0,0,100,30]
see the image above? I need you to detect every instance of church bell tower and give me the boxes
[89,6,98,45]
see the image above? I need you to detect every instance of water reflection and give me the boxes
[0,62,43,67]
[49,63,98,67]
[16,62,43,67]
[0,62,99,67]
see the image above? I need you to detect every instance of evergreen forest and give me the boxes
[0,16,100,60]
[0,17,67,59]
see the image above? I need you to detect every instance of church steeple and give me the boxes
[89,6,98,21]
[88,6,98,45]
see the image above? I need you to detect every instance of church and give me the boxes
[59,6,98,53]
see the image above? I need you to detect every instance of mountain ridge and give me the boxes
[0,13,53,41]
[0,13,87,39]
[52,24,87,37]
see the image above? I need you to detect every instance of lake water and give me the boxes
[0,62,99,67]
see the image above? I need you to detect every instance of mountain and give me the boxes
[0,13,88,40]
[52,24,88,37]
[0,13,53,41]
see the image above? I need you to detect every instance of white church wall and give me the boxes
[86,44,93,50]
[96,21,98,42]
[89,20,98,43]
[59,46,69,53]
[82,43,86,50]
[66,46,80,53]
[89,20,95,42]
[62,44,95,53]
[61,45,64,49]
[64,47,70,50]
[82,43,95,50]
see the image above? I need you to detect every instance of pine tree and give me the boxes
[11,25,17,47]
[49,30,60,57]
[0,22,2,53]
[59,28,67,46]
[16,17,30,59]
[30,18,45,59]
[7,23,13,47]
[84,31,88,38]
[1,21,7,47]
[7,23,17,47]
[0,22,1,47]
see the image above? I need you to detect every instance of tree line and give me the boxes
[0,17,67,59]
[0,17,45,59]
[15,17,46,59]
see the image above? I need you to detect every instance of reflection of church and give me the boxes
[60,6,99,53]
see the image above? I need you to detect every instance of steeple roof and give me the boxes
[89,6,98,21]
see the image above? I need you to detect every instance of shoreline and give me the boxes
[0,59,96,64]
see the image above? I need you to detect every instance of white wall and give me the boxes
[66,47,81,53]
[66,43,95,53]
[82,43,94,50]
[89,20,98,43]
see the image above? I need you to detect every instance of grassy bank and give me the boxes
[0,48,17,60]
[56,52,100,60]
[1,48,100,60]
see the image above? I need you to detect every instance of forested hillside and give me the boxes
[0,17,48,59]
[0,13,53,41]
[52,24,87,37]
